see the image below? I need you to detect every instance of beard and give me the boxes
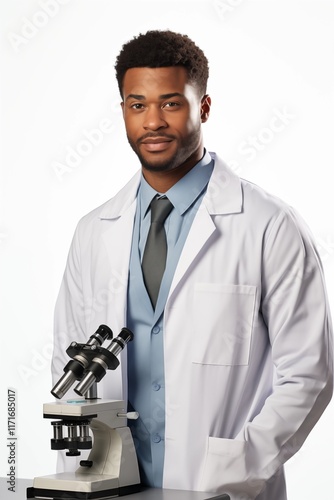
[126,124,202,173]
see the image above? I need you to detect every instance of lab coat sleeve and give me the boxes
[51,222,88,388]
[232,208,333,498]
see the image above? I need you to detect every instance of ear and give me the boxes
[120,101,125,117]
[200,94,211,123]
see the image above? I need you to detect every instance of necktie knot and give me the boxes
[150,196,173,224]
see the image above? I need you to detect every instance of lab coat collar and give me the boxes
[98,152,243,220]
[99,170,141,220]
[204,152,243,215]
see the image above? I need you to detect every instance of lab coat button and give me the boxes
[152,326,160,334]
[152,434,161,443]
[152,383,161,391]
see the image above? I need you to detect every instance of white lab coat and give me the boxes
[52,153,333,500]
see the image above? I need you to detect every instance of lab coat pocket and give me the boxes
[199,436,248,494]
[192,283,256,365]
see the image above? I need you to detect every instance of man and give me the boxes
[52,30,333,499]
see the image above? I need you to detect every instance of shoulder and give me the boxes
[211,153,315,246]
[75,169,141,232]
[241,176,289,216]
[210,152,291,219]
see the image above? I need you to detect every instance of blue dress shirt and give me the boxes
[126,150,214,488]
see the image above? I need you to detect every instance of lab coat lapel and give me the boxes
[100,199,137,329]
[167,155,243,302]
[99,171,141,327]
[99,171,141,400]
[167,205,216,300]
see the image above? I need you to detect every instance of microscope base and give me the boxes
[27,472,141,499]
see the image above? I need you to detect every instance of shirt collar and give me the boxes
[139,149,214,219]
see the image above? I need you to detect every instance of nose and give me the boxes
[143,105,167,131]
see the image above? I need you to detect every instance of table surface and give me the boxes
[1,478,229,500]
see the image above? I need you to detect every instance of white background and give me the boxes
[1,0,334,498]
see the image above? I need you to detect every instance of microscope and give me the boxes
[27,325,141,500]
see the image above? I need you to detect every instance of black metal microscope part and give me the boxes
[48,324,134,457]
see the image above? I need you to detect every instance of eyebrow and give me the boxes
[125,92,184,101]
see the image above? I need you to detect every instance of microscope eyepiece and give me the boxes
[74,328,134,397]
[51,325,133,399]
[51,325,114,399]
[86,324,113,346]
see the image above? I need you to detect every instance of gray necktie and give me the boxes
[142,196,174,308]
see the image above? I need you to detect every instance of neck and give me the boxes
[142,147,204,193]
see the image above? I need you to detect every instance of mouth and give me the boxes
[140,136,174,152]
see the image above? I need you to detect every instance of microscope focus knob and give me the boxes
[80,460,93,468]
[117,411,139,420]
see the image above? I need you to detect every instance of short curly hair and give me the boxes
[115,30,209,98]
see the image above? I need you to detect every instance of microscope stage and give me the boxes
[43,399,125,416]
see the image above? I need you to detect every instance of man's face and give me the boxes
[121,66,210,175]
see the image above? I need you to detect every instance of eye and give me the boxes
[130,103,145,110]
[163,101,180,109]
